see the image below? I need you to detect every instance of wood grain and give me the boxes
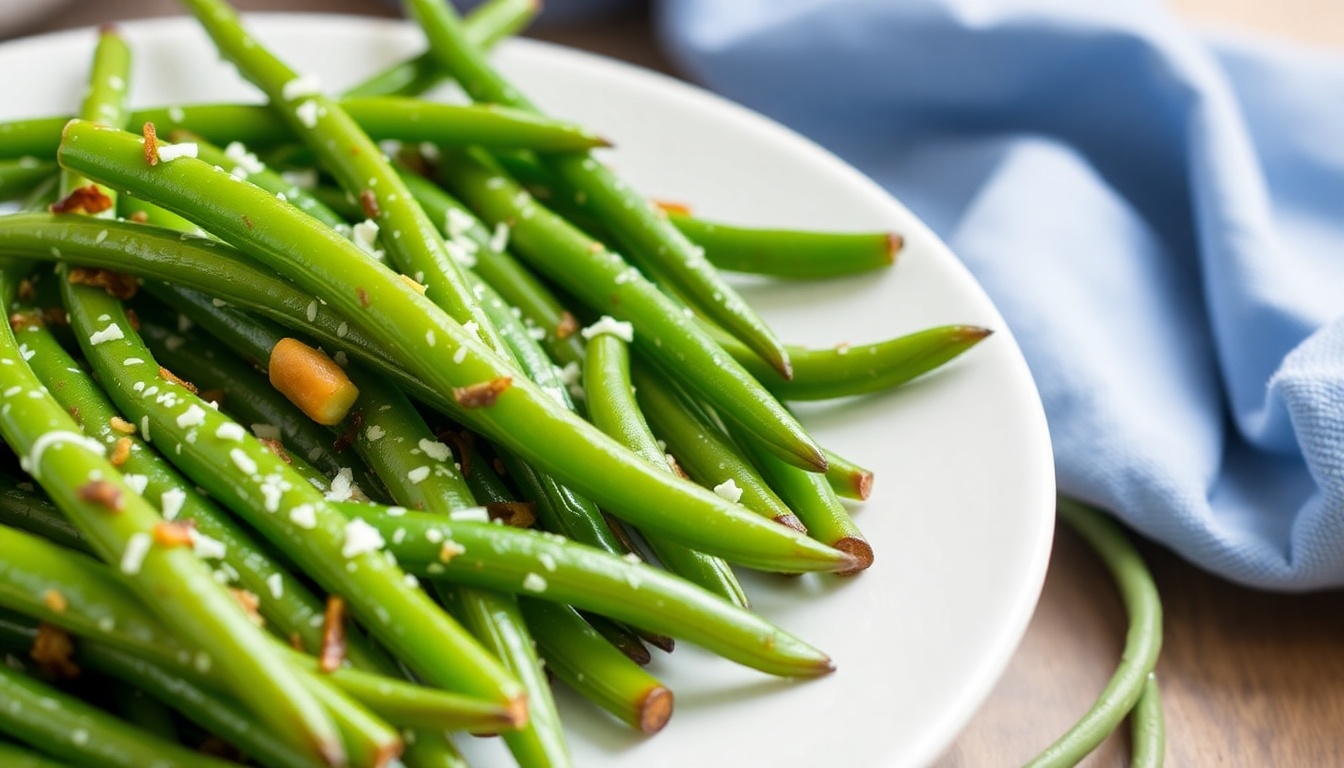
[13,2,1344,767]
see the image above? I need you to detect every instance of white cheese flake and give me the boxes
[341,518,385,558]
[522,573,548,593]
[418,438,451,462]
[324,468,355,501]
[266,573,284,599]
[365,425,385,441]
[449,507,490,523]
[192,532,227,560]
[176,404,207,429]
[407,466,431,485]
[580,316,634,343]
[713,478,744,504]
[215,423,246,441]
[160,488,187,521]
[352,219,382,259]
[156,142,198,163]
[120,533,152,575]
[123,474,149,495]
[229,448,258,476]
[295,100,320,128]
[282,74,323,101]
[88,323,125,345]
[289,504,317,529]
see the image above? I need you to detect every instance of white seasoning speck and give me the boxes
[140,416,151,441]
[289,504,317,529]
[89,323,125,345]
[266,573,284,599]
[229,448,257,475]
[324,468,355,501]
[449,507,489,523]
[522,573,547,593]
[156,142,198,162]
[580,316,634,343]
[295,100,320,128]
[120,533,152,575]
[418,438,450,461]
[306,299,319,323]
[224,141,265,176]
[365,425,385,441]
[215,423,246,441]
[488,222,510,253]
[425,330,436,347]
[352,219,382,259]
[337,322,349,338]
[407,466,431,485]
[192,532,227,560]
[538,553,558,572]
[176,404,207,429]
[123,474,148,495]
[282,74,323,101]
[160,488,187,521]
[123,357,144,366]
[72,728,90,746]
[341,518,385,558]
[713,478,744,504]
[452,347,466,364]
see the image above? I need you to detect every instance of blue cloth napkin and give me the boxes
[644,0,1344,590]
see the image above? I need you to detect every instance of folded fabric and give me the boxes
[654,0,1344,589]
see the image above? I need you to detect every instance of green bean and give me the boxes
[180,0,515,357]
[0,740,70,768]
[0,99,605,162]
[583,613,653,665]
[821,448,874,501]
[1025,498,1164,768]
[348,508,833,678]
[109,687,178,743]
[0,526,521,733]
[0,663,238,768]
[436,147,826,473]
[54,128,852,573]
[630,364,802,531]
[61,24,130,200]
[179,132,348,229]
[738,432,873,575]
[1130,674,1165,767]
[713,324,993,401]
[1,287,342,764]
[17,318,334,635]
[57,268,523,715]
[663,213,899,279]
[0,474,89,554]
[344,0,540,99]
[0,159,54,202]
[137,313,380,495]
[520,600,672,734]
[401,737,469,768]
[406,0,791,380]
[0,613,324,768]
[584,333,748,607]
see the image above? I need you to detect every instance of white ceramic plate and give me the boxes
[0,15,1055,768]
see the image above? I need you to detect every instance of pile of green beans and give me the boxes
[0,2,1163,767]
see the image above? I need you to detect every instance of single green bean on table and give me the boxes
[407,0,792,380]
[1024,497,1164,768]
[55,126,852,573]
[1130,674,1165,768]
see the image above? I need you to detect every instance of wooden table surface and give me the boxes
[13,2,1344,766]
